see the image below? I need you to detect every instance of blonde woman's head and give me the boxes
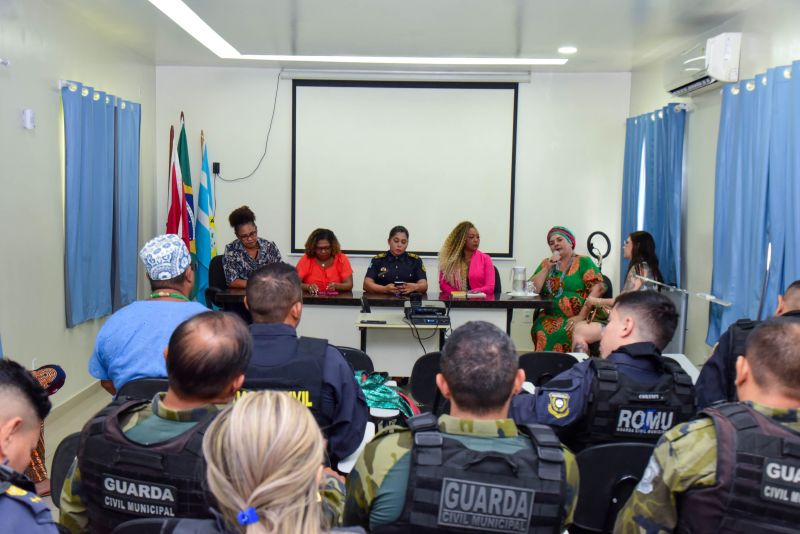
[203,391,325,534]
[438,221,478,289]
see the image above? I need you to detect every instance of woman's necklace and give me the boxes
[150,292,190,302]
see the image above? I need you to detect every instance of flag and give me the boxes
[166,125,190,246]
[195,131,217,306]
[177,113,196,259]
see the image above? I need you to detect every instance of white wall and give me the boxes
[155,68,631,308]
[0,0,157,406]
[628,0,800,364]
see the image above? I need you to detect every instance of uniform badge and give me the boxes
[380,267,387,272]
[547,392,570,419]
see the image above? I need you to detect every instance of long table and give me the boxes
[216,290,551,375]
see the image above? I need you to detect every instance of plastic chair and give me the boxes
[51,431,81,508]
[570,442,655,533]
[518,352,579,387]
[204,255,227,308]
[335,346,375,374]
[493,265,502,296]
[112,518,183,533]
[409,352,448,415]
[116,378,169,399]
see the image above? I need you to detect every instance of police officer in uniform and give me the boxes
[344,321,578,532]
[616,318,800,533]
[243,262,368,464]
[696,279,800,409]
[363,226,427,295]
[511,291,695,452]
[59,312,252,533]
[0,359,57,533]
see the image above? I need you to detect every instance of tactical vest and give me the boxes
[574,352,695,450]
[78,397,216,534]
[677,403,800,533]
[375,413,566,534]
[241,336,329,428]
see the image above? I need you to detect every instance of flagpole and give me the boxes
[166,125,174,223]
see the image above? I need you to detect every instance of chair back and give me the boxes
[116,378,169,400]
[518,352,579,387]
[51,432,82,508]
[205,255,227,308]
[601,274,614,299]
[410,352,448,414]
[661,286,688,354]
[335,346,375,374]
[572,442,655,533]
[111,518,182,534]
[493,265,502,295]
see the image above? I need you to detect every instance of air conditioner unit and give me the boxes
[664,33,741,97]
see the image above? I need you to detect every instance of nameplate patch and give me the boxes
[761,459,800,508]
[236,388,313,407]
[101,474,177,517]
[614,406,678,437]
[633,391,666,402]
[438,477,534,533]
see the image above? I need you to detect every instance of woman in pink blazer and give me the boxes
[438,221,495,294]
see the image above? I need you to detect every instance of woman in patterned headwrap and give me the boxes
[529,226,605,352]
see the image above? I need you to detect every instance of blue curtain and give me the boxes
[707,75,772,343]
[645,105,686,287]
[63,82,140,327]
[113,99,141,310]
[764,60,800,314]
[619,116,647,288]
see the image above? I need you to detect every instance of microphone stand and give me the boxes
[633,275,732,307]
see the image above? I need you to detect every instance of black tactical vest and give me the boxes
[677,403,800,533]
[78,397,217,534]
[573,351,695,450]
[375,413,566,534]
[241,336,329,428]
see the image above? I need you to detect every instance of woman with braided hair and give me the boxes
[437,221,495,295]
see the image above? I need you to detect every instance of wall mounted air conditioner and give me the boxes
[664,33,741,97]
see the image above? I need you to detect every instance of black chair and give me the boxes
[570,442,655,534]
[112,518,183,534]
[335,346,375,374]
[493,265,502,296]
[204,254,227,308]
[116,378,169,399]
[409,352,448,415]
[51,431,81,508]
[518,352,579,387]
[601,274,613,299]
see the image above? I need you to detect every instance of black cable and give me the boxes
[217,68,283,183]
[403,317,440,354]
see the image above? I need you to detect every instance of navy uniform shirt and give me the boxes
[248,323,369,463]
[510,342,666,436]
[365,251,426,285]
[0,481,59,533]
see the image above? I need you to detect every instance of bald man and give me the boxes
[0,359,57,532]
[696,279,800,409]
[60,311,251,533]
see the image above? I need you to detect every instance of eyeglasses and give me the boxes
[237,228,258,240]
[623,238,631,246]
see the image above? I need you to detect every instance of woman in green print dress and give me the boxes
[530,226,605,352]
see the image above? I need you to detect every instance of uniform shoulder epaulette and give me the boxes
[407,252,419,259]
[374,252,386,259]
[2,482,48,509]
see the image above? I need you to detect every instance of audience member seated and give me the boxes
[59,312,251,533]
[572,230,663,353]
[172,391,365,533]
[88,234,207,394]
[0,359,57,532]
[363,225,428,295]
[27,363,66,496]
[297,228,354,295]
[438,221,495,294]
[615,319,800,533]
[511,291,695,452]
[223,205,282,289]
[243,263,368,464]
[696,279,800,409]
[344,321,578,532]
[529,226,605,352]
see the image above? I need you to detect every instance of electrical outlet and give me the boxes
[212,162,220,174]
[31,358,37,370]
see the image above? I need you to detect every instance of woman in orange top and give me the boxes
[296,228,354,295]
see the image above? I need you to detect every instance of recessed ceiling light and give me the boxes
[558,46,578,55]
[149,0,568,67]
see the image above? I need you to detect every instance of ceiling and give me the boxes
[66,0,760,71]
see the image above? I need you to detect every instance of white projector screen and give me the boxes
[292,80,517,256]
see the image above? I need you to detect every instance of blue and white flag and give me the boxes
[195,131,217,306]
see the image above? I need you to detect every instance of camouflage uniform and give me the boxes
[614,401,800,533]
[343,414,579,531]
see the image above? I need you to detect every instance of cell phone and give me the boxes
[394,281,406,287]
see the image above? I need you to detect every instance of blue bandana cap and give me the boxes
[139,234,191,280]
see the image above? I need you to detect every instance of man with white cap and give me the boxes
[88,234,208,395]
